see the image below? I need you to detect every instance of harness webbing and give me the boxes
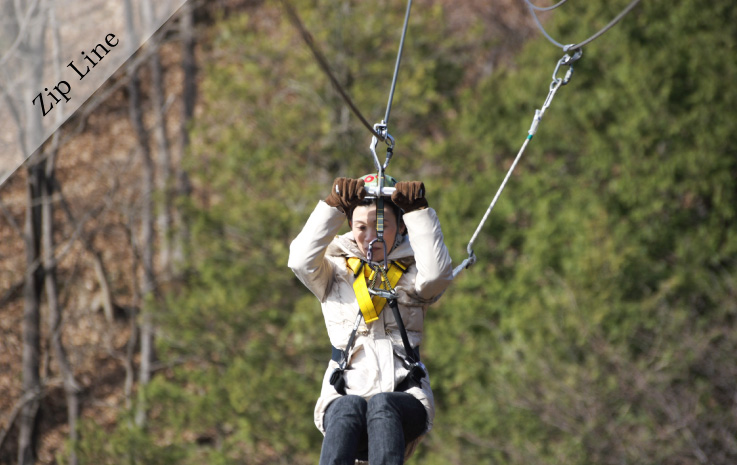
[347,257,407,323]
[330,257,424,395]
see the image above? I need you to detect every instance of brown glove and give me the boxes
[391,181,428,213]
[324,177,366,213]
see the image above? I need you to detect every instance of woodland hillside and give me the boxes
[1,1,736,464]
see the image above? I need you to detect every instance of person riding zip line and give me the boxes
[288,174,453,465]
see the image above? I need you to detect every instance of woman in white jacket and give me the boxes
[288,174,453,465]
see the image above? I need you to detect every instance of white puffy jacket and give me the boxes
[288,200,453,460]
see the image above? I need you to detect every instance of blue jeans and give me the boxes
[319,392,427,465]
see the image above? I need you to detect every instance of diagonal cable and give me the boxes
[526,0,569,12]
[279,0,384,140]
[382,0,412,129]
[524,0,643,51]
[567,0,643,51]
[524,0,566,48]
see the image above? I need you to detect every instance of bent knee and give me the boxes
[367,392,402,416]
[326,395,368,423]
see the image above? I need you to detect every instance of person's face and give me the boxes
[351,204,404,261]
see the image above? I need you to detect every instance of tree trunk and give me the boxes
[45,7,81,464]
[173,0,196,269]
[123,0,156,428]
[42,149,80,465]
[19,159,43,465]
[143,0,173,283]
[18,2,46,462]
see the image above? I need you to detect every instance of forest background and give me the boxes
[1,0,736,464]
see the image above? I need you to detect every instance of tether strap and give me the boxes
[347,257,406,323]
[388,297,426,389]
[387,298,416,364]
[330,309,363,396]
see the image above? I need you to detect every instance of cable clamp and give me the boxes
[529,109,542,136]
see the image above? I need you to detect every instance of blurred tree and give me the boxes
[424,1,737,464]
[173,0,197,270]
[70,1,737,464]
[122,0,157,428]
[17,2,47,463]
[70,1,483,463]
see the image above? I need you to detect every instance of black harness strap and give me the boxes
[387,297,426,389]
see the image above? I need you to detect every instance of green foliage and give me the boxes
[424,2,737,464]
[73,2,478,464]
[74,0,737,464]
[71,414,187,465]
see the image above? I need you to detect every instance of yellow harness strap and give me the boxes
[346,257,406,323]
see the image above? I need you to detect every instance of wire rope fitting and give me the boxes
[382,140,395,171]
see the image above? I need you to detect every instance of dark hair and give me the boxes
[347,198,401,223]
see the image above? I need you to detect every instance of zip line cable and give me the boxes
[279,1,641,278]
[280,0,414,144]
[524,0,643,51]
[453,49,581,277]
[566,0,642,51]
[454,1,643,277]
[526,0,569,12]
[383,0,413,131]
[279,0,383,140]
[368,0,412,179]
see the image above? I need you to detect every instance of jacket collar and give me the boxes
[327,232,415,265]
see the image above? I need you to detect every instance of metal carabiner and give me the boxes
[562,44,584,62]
[369,122,396,172]
[552,46,583,87]
[368,287,395,300]
[551,56,569,86]
[542,77,564,115]
[367,237,389,270]
[370,135,382,173]
[384,131,395,149]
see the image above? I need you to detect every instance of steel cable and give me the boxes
[453,52,576,278]
[279,0,384,140]
[524,0,643,51]
[526,0,569,12]
[567,0,643,51]
[383,0,413,129]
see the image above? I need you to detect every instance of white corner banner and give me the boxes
[0,0,188,187]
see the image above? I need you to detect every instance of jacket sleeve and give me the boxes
[403,207,454,301]
[288,201,347,302]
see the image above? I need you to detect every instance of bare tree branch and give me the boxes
[0,196,24,239]
[0,387,43,453]
[0,0,43,68]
